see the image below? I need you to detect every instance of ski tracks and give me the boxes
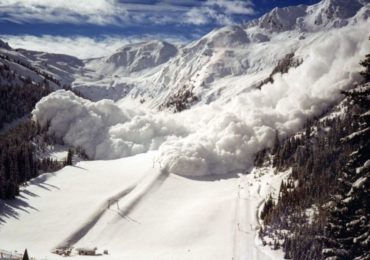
[232,173,276,260]
[55,167,169,250]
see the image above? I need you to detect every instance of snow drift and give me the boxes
[32,20,369,177]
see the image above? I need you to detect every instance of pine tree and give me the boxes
[65,148,74,166]
[272,130,280,155]
[22,249,29,260]
[322,51,370,260]
[359,53,370,82]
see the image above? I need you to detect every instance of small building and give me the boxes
[52,247,71,256]
[0,249,23,260]
[76,247,97,256]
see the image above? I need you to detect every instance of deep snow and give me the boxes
[0,0,369,259]
[0,152,284,260]
[33,21,370,177]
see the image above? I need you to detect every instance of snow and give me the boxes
[0,151,285,260]
[32,90,188,160]
[352,176,368,189]
[0,39,11,50]
[1,0,370,258]
[0,152,155,258]
[33,20,370,177]
[201,26,250,48]
[88,40,178,77]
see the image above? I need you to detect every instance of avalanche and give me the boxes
[33,21,369,177]
[1,0,370,259]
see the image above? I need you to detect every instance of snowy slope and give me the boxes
[33,21,370,177]
[1,0,368,106]
[0,152,156,257]
[0,151,285,260]
[67,0,368,108]
[0,0,370,259]
[0,44,83,88]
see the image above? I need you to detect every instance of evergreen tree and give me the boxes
[259,50,370,259]
[22,249,29,260]
[322,52,370,260]
[272,130,280,155]
[65,148,74,166]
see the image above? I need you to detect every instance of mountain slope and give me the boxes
[28,0,370,178]
[66,0,369,109]
[1,0,368,109]
[0,0,369,259]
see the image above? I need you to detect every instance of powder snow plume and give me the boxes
[33,22,369,177]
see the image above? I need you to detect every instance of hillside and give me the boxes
[0,0,369,259]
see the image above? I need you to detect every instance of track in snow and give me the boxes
[232,174,274,260]
[57,165,170,250]
[0,153,286,260]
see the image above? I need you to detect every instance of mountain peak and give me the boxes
[194,25,249,49]
[320,0,363,19]
[0,39,11,50]
[104,40,178,73]
[245,0,368,33]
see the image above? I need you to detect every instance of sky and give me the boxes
[0,0,320,58]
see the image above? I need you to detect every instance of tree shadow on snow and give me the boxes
[0,196,39,225]
[0,175,60,225]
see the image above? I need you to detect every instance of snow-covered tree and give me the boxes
[322,52,370,260]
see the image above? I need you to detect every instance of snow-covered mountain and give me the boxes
[28,0,369,175]
[1,0,370,259]
[0,43,83,87]
[1,0,368,172]
[1,0,368,107]
[247,0,368,32]
[69,0,369,107]
[102,40,177,74]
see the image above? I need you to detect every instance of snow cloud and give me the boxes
[32,23,369,177]
[33,91,188,160]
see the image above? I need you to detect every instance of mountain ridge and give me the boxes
[0,0,368,108]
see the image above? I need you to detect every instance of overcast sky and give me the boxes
[0,0,320,58]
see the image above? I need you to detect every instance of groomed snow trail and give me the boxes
[0,152,156,258]
[0,152,286,260]
[231,169,287,260]
[57,162,170,250]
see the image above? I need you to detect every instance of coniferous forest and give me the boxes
[257,52,370,259]
[0,119,63,199]
[0,60,69,200]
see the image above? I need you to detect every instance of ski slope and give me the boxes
[0,1,369,259]
[0,152,154,258]
[0,151,284,260]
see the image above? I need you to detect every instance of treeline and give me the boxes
[0,61,85,129]
[0,81,52,129]
[258,113,353,259]
[0,120,63,199]
[0,52,88,200]
[256,53,370,259]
